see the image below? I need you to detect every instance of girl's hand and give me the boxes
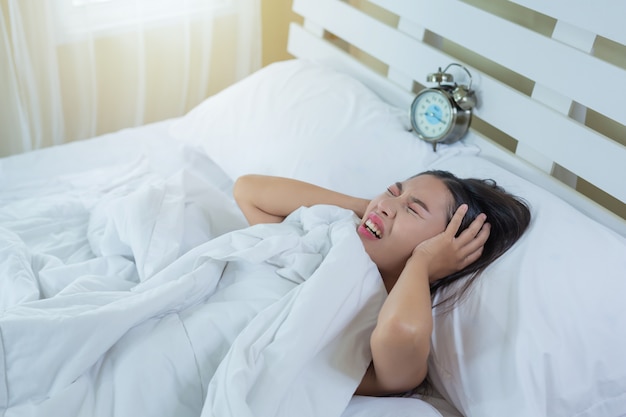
[411,204,490,283]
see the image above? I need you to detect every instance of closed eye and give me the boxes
[387,182,401,196]
[408,204,423,217]
[410,197,431,216]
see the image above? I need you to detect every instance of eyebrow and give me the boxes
[396,182,431,214]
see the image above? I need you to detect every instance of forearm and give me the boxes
[233,174,369,225]
[356,257,433,395]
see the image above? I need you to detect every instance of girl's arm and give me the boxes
[233,174,369,225]
[356,255,433,396]
[356,205,490,395]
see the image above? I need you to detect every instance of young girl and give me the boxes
[233,170,531,397]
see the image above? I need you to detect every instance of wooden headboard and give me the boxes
[287,0,626,236]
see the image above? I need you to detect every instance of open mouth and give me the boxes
[364,218,382,239]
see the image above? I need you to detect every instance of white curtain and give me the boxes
[0,0,261,157]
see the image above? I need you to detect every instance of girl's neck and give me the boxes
[380,268,401,293]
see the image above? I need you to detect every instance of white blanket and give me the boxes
[0,163,387,417]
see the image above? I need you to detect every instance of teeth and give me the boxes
[365,219,381,238]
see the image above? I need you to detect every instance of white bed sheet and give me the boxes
[0,119,237,307]
[0,120,222,186]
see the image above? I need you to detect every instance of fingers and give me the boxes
[448,205,491,265]
[464,213,488,240]
[445,204,469,236]
[446,204,488,242]
[414,205,491,281]
[462,222,490,264]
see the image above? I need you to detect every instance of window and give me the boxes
[55,0,233,43]
[72,0,113,5]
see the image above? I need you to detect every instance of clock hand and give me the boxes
[422,112,443,123]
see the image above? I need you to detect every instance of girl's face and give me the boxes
[357,174,453,278]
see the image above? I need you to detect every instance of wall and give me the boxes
[261,0,302,66]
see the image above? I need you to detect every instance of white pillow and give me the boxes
[169,59,477,198]
[425,155,626,417]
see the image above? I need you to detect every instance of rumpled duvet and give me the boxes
[0,161,387,417]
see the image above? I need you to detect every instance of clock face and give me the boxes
[411,89,454,140]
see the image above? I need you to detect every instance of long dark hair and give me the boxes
[416,170,531,311]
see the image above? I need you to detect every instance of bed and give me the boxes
[1,1,625,417]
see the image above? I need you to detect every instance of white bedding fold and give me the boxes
[203,206,386,417]
[0,164,386,417]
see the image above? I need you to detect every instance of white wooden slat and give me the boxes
[397,16,424,40]
[478,76,626,204]
[465,131,626,237]
[368,0,626,127]
[292,0,419,77]
[372,0,626,47]
[514,143,554,174]
[303,19,324,37]
[287,23,415,111]
[528,20,595,187]
[293,0,485,97]
[532,84,575,115]
[291,0,464,108]
[551,20,596,53]
[544,20,595,122]
[389,17,425,92]
[386,67,414,92]
[526,84,576,182]
[508,0,626,45]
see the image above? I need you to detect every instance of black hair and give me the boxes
[415,170,532,311]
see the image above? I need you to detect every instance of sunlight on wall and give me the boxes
[261,0,302,66]
[56,17,242,139]
[1,0,260,156]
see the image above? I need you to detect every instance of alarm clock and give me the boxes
[409,63,477,151]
